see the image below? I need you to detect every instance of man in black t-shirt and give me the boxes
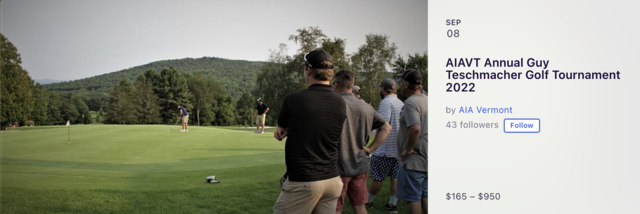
[273,50,346,214]
[254,98,269,134]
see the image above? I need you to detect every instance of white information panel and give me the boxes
[429,1,640,213]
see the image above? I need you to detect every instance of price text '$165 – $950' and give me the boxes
[446,193,501,200]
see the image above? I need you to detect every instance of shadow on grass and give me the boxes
[1,164,286,214]
[213,148,281,152]
[1,150,283,172]
[2,161,407,214]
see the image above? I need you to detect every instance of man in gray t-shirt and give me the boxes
[396,69,428,214]
[333,70,391,213]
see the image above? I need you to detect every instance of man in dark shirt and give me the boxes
[177,105,189,132]
[273,50,346,214]
[254,98,269,134]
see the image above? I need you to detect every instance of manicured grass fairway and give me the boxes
[1,125,403,213]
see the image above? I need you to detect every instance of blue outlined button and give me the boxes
[504,118,540,133]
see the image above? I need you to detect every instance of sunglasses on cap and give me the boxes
[303,53,313,68]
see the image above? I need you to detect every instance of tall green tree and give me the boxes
[236,92,255,127]
[393,52,428,93]
[60,95,80,124]
[257,27,343,123]
[30,82,49,125]
[186,72,220,126]
[256,44,297,124]
[322,37,351,72]
[96,107,105,123]
[154,67,192,124]
[1,34,35,129]
[351,34,397,109]
[105,80,137,124]
[288,26,327,54]
[71,94,91,124]
[212,93,236,126]
[134,74,161,124]
[46,93,64,125]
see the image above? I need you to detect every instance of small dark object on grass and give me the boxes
[207,175,220,184]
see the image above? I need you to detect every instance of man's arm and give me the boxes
[401,102,422,160]
[401,125,421,160]
[365,122,391,155]
[265,107,269,114]
[275,96,291,140]
[274,126,288,141]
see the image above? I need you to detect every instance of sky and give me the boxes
[1,0,428,81]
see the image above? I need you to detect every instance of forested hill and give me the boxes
[43,57,265,98]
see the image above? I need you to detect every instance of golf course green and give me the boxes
[1,125,402,213]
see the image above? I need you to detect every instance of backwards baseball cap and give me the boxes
[352,85,361,94]
[401,69,423,85]
[303,49,333,69]
[257,98,263,102]
[377,78,396,90]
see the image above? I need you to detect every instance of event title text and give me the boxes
[445,58,622,92]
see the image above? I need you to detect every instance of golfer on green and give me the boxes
[255,98,269,134]
[178,105,189,132]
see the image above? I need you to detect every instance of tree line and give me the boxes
[103,68,254,126]
[256,26,428,125]
[2,34,94,129]
[41,57,264,116]
[43,57,264,98]
[1,26,427,129]
[1,33,255,129]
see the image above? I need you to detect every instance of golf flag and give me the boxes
[67,120,70,144]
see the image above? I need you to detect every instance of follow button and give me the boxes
[504,118,540,133]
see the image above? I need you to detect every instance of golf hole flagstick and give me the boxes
[66,120,70,144]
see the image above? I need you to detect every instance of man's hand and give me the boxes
[402,125,421,161]
[366,122,391,155]
[364,147,373,156]
[274,126,288,141]
[401,148,417,161]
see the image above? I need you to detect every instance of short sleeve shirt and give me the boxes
[179,106,189,116]
[337,93,387,176]
[256,103,269,115]
[277,84,347,182]
[396,93,428,172]
[374,94,404,158]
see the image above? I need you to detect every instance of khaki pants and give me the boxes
[256,114,266,126]
[273,176,343,214]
